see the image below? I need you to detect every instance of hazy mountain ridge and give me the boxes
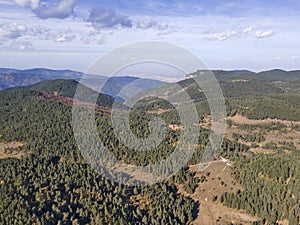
[190,69,300,82]
[0,68,166,102]
[0,68,83,90]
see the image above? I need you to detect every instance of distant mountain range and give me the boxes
[0,68,82,90]
[1,67,300,103]
[0,68,166,102]
[229,70,255,74]
[188,69,300,81]
[2,67,300,122]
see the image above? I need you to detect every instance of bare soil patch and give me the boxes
[250,148,276,154]
[224,115,300,152]
[179,161,258,225]
[0,141,29,159]
[228,114,300,126]
[146,108,171,114]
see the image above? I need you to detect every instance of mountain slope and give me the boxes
[20,79,123,109]
[258,69,300,81]
[0,87,199,224]
[136,69,300,121]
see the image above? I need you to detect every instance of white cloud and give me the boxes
[206,30,237,41]
[34,0,75,19]
[54,29,76,42]
[80,30,106,45]
[28,25,50,38]
[157,22,169,31]
[204,24,274,41]
[14,41,34,50]
[291,56,299,59]
[15,0,75,19]
[55,34,75,42]
[88,8,132,29]
[136,19,169,30]
[255,30,274,38]
[15,0,40,10]
[136,19,157,29]
[0,39,33,50]
[158,28,176,36]
[243,25,256,33]
[0,23,27,39]
[205,24,272,41]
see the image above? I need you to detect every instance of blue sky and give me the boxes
[0,0,300,73]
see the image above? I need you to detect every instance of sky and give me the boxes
[0,0,300,74]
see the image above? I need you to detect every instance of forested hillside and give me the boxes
[141,69,300,122]
[221,154,300,224]
[0,88,199,224]
[0,73,299,224]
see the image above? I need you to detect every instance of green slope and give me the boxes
[21,79,122,108]
[0,88,199,225]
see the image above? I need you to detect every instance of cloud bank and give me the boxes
[205,25,274,41]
